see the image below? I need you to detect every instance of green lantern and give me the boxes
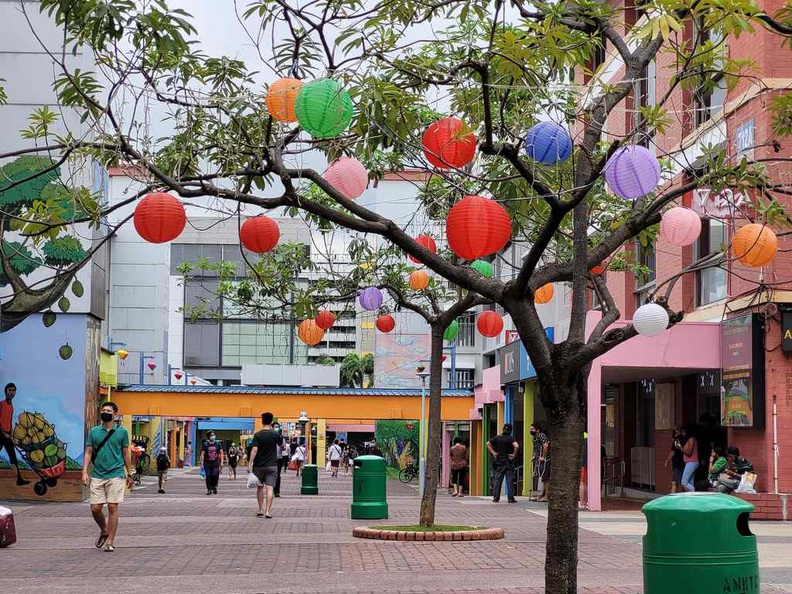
[443,319,459,341]
[294,78,354,139]
[471,259,493,277]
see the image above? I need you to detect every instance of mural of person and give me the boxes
[0,384,30,486]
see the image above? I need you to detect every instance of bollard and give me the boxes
[351,455,388,519]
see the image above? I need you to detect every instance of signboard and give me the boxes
[692,188,747,219]
[505,330,520,345]
[782,312,792,352]
[498,327,554,384]
[735,119,755,159]
[721,314,765,428]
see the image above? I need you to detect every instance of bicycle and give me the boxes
[399,463,419,483]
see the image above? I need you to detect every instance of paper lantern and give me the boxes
[376,314,396,333]
[116,349,129,361]
[298,319,325,346]
[409,270,429,290]
[447,196,512,260]
[265,77,303,122]
[534,284,554,304]
[444,320,459,341]
[590,263,606,275]
[174,372,183,381]
[147,361,157,371]
[604,145,661,200]
[240,216,280,254]
[294,78,353,139]
[408,235,437,264]
[422,117,476,169]
[732,223,778,267]
[471,259,493,277]
[133,192,186,244]
[633,303,669,337]
[660,207,701,246]
[524,121,573,164]
[315,310,336,330]
[190,378,197,385]
[477,311,504,337]
[324,157,368,199]
[359,287,383,311]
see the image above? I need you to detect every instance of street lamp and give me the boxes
[298,410,309,443]
[416,368,430,498]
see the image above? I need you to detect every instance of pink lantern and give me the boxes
[147,361,157,371]
[174,372,183,380]
[324,157,368,200]
[660,207,702,246]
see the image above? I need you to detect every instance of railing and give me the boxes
[602,457,625,497]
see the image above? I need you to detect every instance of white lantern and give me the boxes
[633,303,669,337]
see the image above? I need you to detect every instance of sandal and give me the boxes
[529,497,538,502]
[103,544,115,552]
[265,513,272,519]
[256,512,264,517]
[95,533,109,549]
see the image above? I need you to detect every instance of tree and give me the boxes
[6,1,792,591]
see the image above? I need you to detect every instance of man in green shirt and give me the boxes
[82,401,133,552]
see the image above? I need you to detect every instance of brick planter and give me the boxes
[352,526,505,541]
[733,493,790,521]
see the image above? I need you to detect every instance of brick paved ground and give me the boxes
[0,468,788,593]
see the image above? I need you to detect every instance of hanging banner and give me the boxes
[721,314,765,428]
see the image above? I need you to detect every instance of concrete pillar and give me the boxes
[587,362,602,512]
[523,381,535,497]
[441,423,451,488]
[316,418,327,469]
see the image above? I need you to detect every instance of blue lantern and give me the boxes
[359,287,383,311]
[524,121,573,164]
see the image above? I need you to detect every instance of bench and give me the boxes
[733,493,790,521]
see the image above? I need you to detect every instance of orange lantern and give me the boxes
[265,78,303,122]
[409,270,429,290]
[133,192,186,244]
[315,310,335,330]
[476,311,504,337]
[732,223,778,267]
[534,284,554,304]
[297,319,325,346]
[240,216,280,254]
[376,314,396,333]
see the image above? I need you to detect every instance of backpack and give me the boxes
[156,453,169,471]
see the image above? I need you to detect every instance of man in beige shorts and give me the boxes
[82,401,133,552]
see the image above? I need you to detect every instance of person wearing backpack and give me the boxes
[155,447,170,494]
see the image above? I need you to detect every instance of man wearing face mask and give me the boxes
[83,402,133,552]
[199,432,224,495]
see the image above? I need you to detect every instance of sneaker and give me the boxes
[508,499,517,503]
[158,489,165,494]
[207,490,212,495]
[213,488,218,494]
[492,498,500,503]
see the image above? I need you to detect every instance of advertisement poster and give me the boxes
[721,314,764,428]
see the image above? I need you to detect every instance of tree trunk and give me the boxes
[419,323,444,527]
[542,370,586,594]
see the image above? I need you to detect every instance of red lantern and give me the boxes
[441,355,447,362]
[446,196,512,260]
[476,311,504,337]
[315,310,335,330]
[408,235,437,263]
[240,216,280,254]
[422,117,477,169]
[590,263,606,275]
[147,361,157,371]
[174,372,183,380]
[133,192,186,244]
[376,314,396,333]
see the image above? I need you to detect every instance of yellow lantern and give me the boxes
[116,349,129,360]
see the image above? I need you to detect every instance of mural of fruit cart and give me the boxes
[12,412,68,496]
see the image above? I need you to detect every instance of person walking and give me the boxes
[680,425,699,492]
[199,432,224,495]
[293,442,307,476]
[155,447,170,494]
[0,383,30,486]
[249,412,283,518]
[530,423,551,502]
[487,423,519,503]
[328,439,343,477]
[450,437,469,497]
[227,443,239,481]
[664,427,686,494]
[272,423,284,497]
[82,401,133,552]
[340,439,350,476]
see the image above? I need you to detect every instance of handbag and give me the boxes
[287,460,298,471]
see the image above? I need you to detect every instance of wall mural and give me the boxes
[375,420,419,470]
[374,333,429,388]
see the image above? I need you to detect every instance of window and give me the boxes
[221,322,308,366]
[457,311,476,347]
[634,61,656,147]
[695,219,727,306]
[184,322,220,367]
[634,241,656,307]
[593,30,607,71]
[692,19,727,128]
[448,369,474,389]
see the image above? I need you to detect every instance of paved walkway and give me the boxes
[0,468,789,593]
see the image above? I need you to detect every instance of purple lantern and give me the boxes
[603,145,661,200]
[359,287,383,311]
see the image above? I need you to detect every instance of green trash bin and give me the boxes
[642,493,758,594]
[301,464,318,495]
[351,455,388,519]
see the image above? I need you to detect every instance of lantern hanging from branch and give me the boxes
[446,195,512,260]
[444,320,459,341]
[133,192,186,244]
[633,303,669,337]
[534,284,554,304]
[376,314,396,333]
[116,349,129,361]
[174,372,183,381]
[298,319,325,346]
[660,207,702,246]
[421,117,477,169]
[324,157,368,199]
[471,259,493,277]
[409,270,429,290]
[240,216,280,254]
[524,121,573,164]
[147,361,157,371]
[265,78,303,122]
[732,223,778,267]
[477,311,504,338]
[294,78,354,139]
[359,287,383,311]
[408,235,437,263]
[315,310,335,330]
[590,263,606,275]
[603,145,661,200]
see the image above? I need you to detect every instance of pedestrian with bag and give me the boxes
[293,442,307,476]
[155,447,170,494]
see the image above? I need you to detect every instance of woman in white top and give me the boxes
[293,443,307,476]
[328,439,343,477]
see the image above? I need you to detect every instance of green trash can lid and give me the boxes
[642,493,755,515]
[354,455,385,462]
[303,464,318,468]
